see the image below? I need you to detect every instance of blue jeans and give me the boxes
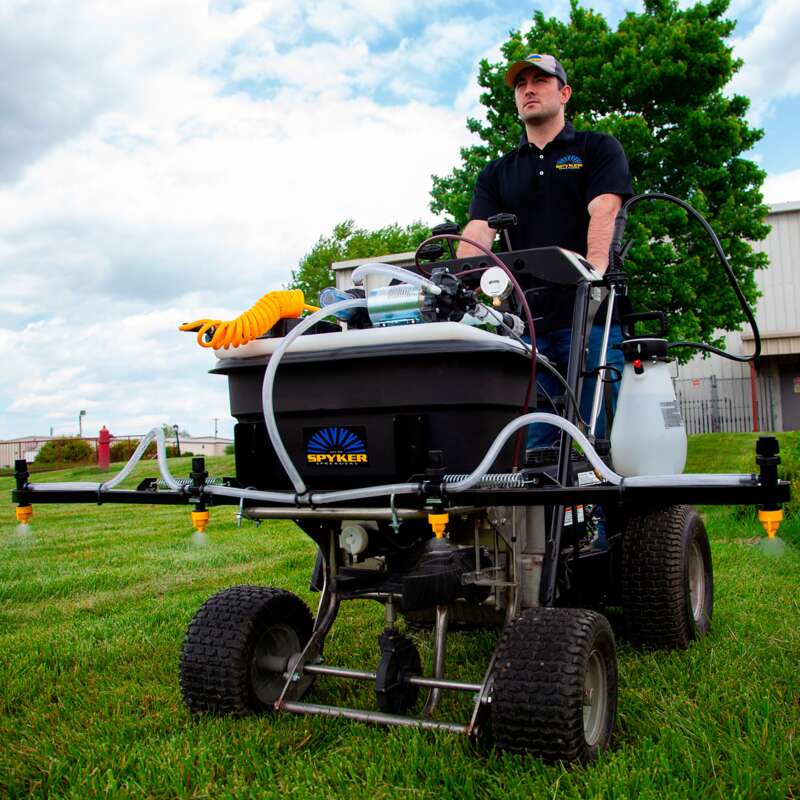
[527,324,625,450]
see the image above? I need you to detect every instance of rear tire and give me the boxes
[622,505,713,649]
[490,607,617,763]
[180,585,313,715]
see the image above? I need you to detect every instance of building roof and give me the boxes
[768,201,800,215]
[332,251,416,270]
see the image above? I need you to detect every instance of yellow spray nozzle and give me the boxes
[428,512,449,539]
[758,508,783,539]
[15,505,33,525]
[191,510,210,533]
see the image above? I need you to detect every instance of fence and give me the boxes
[675,374,776,434]
[0,435,145,469]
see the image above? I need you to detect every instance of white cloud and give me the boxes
[762,168,800,205]
[0,0,495,439]
[729,0,800,123]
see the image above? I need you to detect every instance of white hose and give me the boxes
[261,297,369,496]
[351,263,442,296]
[204,483,295,504]
[447,413,622,490]
[29,427,182,492]
[623,473,757,487]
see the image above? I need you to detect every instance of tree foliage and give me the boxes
[161,423,190,441]
[288,220,432,302]
[430,0,769,350]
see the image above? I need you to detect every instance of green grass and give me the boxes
[1,439,798,799]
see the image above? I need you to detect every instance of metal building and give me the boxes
[674,202,800,433]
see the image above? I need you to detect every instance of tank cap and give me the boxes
[620,338,669,361]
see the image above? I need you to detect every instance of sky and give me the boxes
[2,0,800,442]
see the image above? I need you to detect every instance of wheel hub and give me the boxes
[583,649,608,746]
[688,539,706,622]
[251,623,302,706]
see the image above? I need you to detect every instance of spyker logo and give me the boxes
[305,426,369,466]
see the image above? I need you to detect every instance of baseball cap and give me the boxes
[504,53,568,88]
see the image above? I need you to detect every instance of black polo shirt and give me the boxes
[469,122,633,255]
[469,122,633,332]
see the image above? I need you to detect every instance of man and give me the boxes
[457,53,633,450]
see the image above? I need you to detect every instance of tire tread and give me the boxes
[490,607,617,763]
[179,585,312,715]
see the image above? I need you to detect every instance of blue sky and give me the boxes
[2,0,799,442]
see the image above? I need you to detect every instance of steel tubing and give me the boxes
[281,701,470,734]
[243,506,479,521]
[301,663,481,693]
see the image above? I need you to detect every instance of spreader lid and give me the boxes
[212,321,530,366]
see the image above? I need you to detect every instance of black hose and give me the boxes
[608,192,761,362]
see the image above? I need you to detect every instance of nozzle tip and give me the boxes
[758,508,783,539]
[191,510,210,534]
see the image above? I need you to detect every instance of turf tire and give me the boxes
[490,607,617,763]
[180,585,313,715]
[622,504,713,650]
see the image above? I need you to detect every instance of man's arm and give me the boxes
[585,193,622,273]
[456,219,496,257]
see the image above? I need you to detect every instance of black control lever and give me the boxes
[431,222,460,258]
[487,213,518,251]
[418,243,444,261]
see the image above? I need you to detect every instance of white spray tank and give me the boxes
[610,338,687,476]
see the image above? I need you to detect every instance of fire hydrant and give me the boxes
[98,426,113,470]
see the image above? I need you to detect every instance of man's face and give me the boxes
[514,68,570,124]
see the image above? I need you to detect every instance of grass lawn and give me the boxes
[0,441,798,799]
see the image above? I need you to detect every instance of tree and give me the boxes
[430,0,769,351]
[161,423,190,441]
[288,220,432,303]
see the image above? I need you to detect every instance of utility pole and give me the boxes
[213,417,219,439]
[78,410,86,438]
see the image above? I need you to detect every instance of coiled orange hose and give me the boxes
[179,290,320,350]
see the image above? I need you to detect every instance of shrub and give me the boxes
[225,444,235,455]
[109,440,157,462]
[35,438,95,466]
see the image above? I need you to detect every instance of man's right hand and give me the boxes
[456,220,496,257]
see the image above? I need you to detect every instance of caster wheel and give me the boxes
[180,585,313,714]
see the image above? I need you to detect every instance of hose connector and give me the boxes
[15,505,33,525]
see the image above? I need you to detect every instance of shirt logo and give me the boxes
[555,154,583,170]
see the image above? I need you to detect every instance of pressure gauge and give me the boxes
[480,267,513,302]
